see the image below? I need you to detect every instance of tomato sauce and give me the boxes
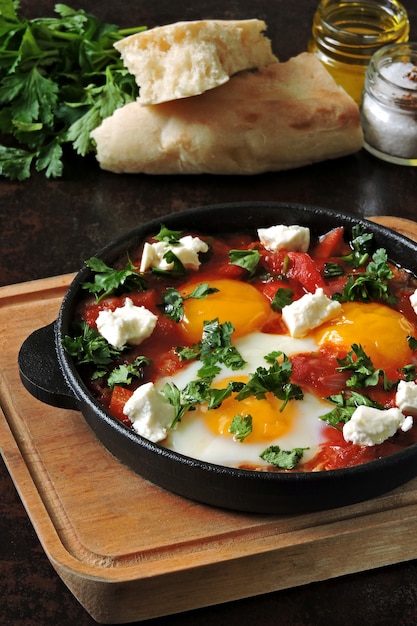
[70,225,417,472]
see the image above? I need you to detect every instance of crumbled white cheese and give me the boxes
[123,382,175,443]
[396,380,417,417]
[96,298,157,348]
[281,287,342,338]
[139,235,208,272]
[343,405,413,447]
[257,224,310,253]
[410,288,417,315]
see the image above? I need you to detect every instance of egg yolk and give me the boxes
[178,278,271,344]
[314,301,415,374]
[204,375,297,443]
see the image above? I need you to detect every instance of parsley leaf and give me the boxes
[270,287,294,312]
[159,283,219,323]
[153,225,183,244]
[323,262,344,278]
[235,352,303,411]
[107,356,151,389]
[228,249,261,276]
[260,445,308,470]
[229,414,253,442]
[0,1,146,180]
[333,248,397,305]
[82,256,147,301]
[197,319,246,380]
[62,321,124,367]
[408,336,417,351]
[336,343,396,391]
[341,224,374,268]
[320,391,383,429]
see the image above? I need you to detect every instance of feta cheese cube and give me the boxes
[281,287,342,338]
[140,235,208,272]
[396,380,417,416]
[96,298,157,348]
[257,224,310,253]
[343,405,412,447]
[410,288,417,315]
[123,382,175,443]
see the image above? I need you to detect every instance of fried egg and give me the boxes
[157,284,416,470]
[314,301,415,375]
[158,332,331,468]
[178,278,272,343]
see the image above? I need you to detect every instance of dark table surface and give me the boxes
[1,1,417,624]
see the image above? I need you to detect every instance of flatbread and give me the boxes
[114,19,277,104]
[91,53,363,175]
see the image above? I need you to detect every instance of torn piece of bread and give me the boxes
[114,19,277,104]
[91,53,364,175]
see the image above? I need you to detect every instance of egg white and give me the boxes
[157,332,331,469]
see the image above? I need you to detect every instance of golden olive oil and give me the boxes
[309,0,410,103]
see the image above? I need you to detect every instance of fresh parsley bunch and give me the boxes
[0,0,146,180]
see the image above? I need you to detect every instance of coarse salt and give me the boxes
[361,46,417,163]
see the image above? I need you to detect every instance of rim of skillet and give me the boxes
[54,200,417,488]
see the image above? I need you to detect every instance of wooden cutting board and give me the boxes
[2,216,417,624]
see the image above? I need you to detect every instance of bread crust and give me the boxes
[114,19,277,104]
[91,53,363,175]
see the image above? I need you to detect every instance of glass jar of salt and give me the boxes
[361,43,417,165]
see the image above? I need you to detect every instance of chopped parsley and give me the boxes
[163,350,303,427]
[176,319,246,382]
[159,283,219,323]
[228,249,261,276]
[319,391,383,429]
[229,414,253,442]
[333,248,397,305]
[408,335,417,351]
[336,344,396,391]
[62,321,125,368]
[260,445,308,470]
[153,225,183,245]
[82,257,147,301]
[341,224,374,268]
[235,352,303,411]
[107,356,151,389]
[270,287,294,312]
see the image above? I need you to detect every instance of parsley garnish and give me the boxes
[399,364,416,382]
[0,1,146,180]
[159,283,219,323]
[82,257,147,301]
[341,225,374,268]
[336,344,396,391]
[197,319,247,381]
[333,249,397,305]
[163,350,302,427]
[150,250,187,277]
[228,249,261,276]
[107,356,151,389]
[153,225,182,245]
[229,414,253,442]
[408,336,417,351]
[62,321,124,367]
[260,445,308,470]
[323,262,344,278]
[271,287,294,312]
[235,352,303,411]
[319,391,383,429]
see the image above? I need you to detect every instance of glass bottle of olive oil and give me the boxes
[308,0,410,104]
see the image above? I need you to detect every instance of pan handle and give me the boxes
[18,322,79,410]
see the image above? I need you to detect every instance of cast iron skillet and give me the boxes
[17,202,417,514]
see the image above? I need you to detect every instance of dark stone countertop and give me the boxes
[1,1,417,624]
